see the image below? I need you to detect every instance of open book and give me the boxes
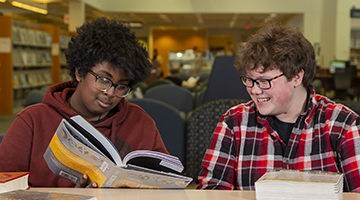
[43,115,192,188]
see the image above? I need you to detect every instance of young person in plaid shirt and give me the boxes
[197,21,360,192]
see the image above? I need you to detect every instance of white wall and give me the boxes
[80,0,359,68]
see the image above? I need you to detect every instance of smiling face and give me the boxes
[70,61,130,121]
[245,67,307,122]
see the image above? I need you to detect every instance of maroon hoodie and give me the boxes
[0,81,168,187]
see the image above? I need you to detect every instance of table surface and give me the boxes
[30,188,360,200]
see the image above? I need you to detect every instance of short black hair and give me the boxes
[65,17,151,87]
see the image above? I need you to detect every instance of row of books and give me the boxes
[12,27,52,47]
[13,70,52,90]
[60,35,71,49]
[350,31,360,49]
[60,51,67,66]
[12,48,52,67]
[61,68,71,82]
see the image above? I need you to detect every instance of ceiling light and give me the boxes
[11,0,48,15]
[0,0,6,3]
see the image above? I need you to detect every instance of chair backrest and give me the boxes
[128,98,186,164]
[186,98,248,181]
[334,67,353,90]
[203,56,251,104]
[144,79,175,93]
[336,100,360,115]
[24,90,45,107]
[197,70,211,83]
[0,134,4,144]
[144,84,194,114]
[311,79,323,95]
[194,87,206,108]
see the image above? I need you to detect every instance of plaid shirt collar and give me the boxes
[256,86,317,127]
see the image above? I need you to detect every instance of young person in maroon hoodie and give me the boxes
[0,17,168,188]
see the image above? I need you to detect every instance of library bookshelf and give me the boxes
[0,16,71,115]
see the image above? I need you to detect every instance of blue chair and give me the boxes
[144,79,175,93]
[144,84,194,114]
[203,56,251,104]
[336,100,360,115]
[0,134,4,144]
[194,87,206,108]
[24,90,45,107]
[186,98,248,181]
[128,98,186,165]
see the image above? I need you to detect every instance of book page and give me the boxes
[43,120,117,186]
[69,116,123,166]
[44,120,193,188]
[123,150,184,173]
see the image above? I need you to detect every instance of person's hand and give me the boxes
[75,174,98,188]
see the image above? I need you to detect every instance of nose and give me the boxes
[249,82,263,94]
[103,86,116,97]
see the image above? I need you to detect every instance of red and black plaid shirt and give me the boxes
[197,88,360,192]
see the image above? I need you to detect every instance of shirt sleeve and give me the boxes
[338,115,360,192]
[197,118,238,190]
[0,113,33,172]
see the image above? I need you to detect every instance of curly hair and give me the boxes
[234,21,316,88]
[65,17,151,87]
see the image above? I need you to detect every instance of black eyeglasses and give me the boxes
[88,70,132,98]
[240,73,284,90]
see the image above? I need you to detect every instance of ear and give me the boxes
[75,68,82,82]
[293,69,304,87]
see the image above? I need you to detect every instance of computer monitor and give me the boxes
[329,60,349,73]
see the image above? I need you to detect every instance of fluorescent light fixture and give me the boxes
[11,0,48,15]
[0,0,6,3]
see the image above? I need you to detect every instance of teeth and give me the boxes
[258,98,270,102]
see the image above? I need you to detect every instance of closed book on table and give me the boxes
[0,172,31,193]
[255,169,343,200]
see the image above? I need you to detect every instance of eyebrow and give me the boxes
[97,70,131,83]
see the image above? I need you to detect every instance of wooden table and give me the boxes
[31,188,360,200]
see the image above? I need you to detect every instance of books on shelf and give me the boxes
[0,172,31,194]
[0,190,97,200]
[12,27,51,47]
[43,115,193,189]
[13,70,52,89]
[255,169,343,200]
[13,48,52,67]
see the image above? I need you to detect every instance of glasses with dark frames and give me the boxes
[88,70,132,98]
[240,73,284,90]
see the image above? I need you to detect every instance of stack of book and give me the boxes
[255,169,343,200]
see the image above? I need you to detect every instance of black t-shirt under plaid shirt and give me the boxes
[197,86,360,192]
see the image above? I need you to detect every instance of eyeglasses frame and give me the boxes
[240,73,284,90]
[88,70,132,97]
